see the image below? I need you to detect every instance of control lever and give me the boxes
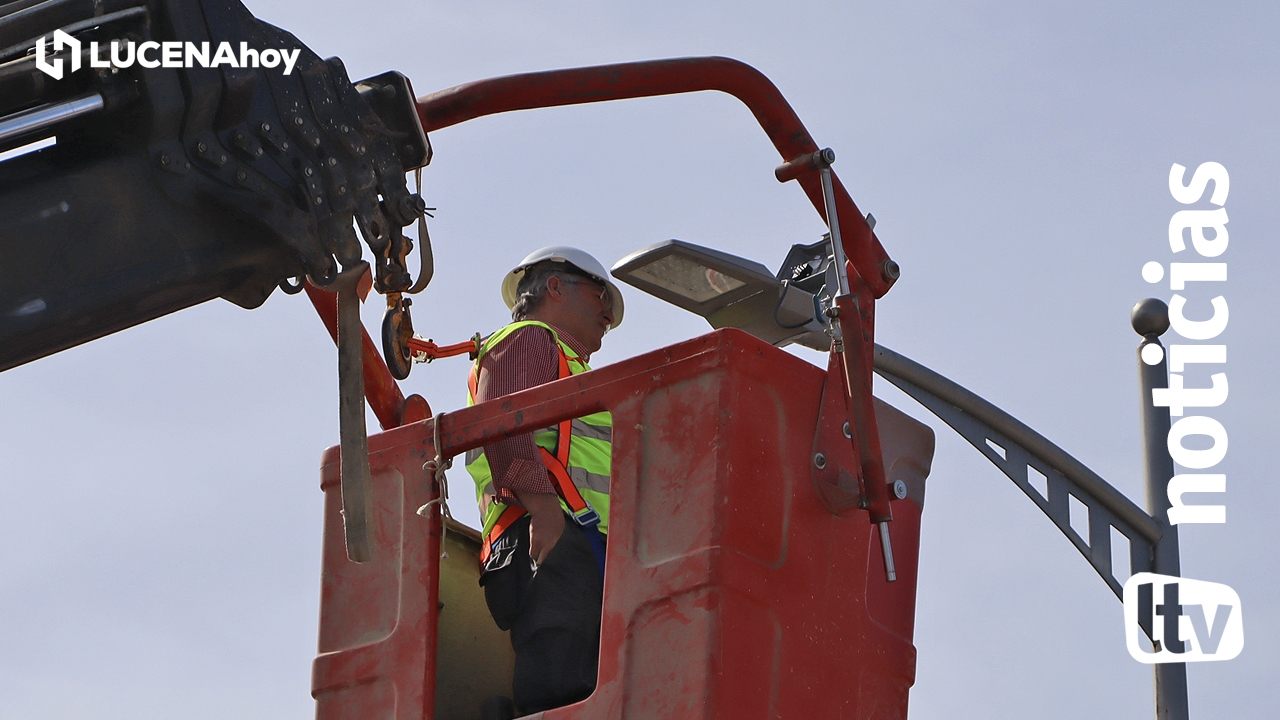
[333,262,374,563]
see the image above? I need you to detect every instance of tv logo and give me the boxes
[1123,573,1243,663]
[35,29,80,81]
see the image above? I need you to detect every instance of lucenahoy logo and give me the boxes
[35,29,302,80]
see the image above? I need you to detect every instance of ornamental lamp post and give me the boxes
[1132,297,1189,720]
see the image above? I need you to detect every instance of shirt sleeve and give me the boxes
[474,325,560,500]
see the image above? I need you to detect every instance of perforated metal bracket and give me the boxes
[872,344,1162,599]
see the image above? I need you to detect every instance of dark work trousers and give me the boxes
[481,514,604,715]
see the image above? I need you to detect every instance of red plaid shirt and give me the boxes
[473,323,591,503]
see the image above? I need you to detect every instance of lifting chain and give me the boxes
[381,168,436,380]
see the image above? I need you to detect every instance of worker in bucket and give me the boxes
[464,246,623,718]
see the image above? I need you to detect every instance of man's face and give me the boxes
[550,273,615,354]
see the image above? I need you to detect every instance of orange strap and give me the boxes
[479,504,527,566]
[406,335,483,362]
[538,446,591,514]
[541,347,587,510]
[550,348,573,473]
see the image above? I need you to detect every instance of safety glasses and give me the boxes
[561,277,612,311]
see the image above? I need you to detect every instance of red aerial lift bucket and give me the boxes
[311,328,934,720]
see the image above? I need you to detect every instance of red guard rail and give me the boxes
[416,56,898,300]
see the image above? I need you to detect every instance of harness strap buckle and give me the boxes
[571,505,600,528]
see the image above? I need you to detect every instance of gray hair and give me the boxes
[511,261,583,321]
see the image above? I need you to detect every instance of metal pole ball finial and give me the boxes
[1131,298,1170,337]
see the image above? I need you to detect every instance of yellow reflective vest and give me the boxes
[464,321,612,565]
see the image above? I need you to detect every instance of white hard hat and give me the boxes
[501,246,625,328]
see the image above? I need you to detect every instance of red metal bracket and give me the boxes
[834,293,892,525]
[305,284,431,430]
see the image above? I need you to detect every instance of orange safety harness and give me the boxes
[470,346,600,566]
